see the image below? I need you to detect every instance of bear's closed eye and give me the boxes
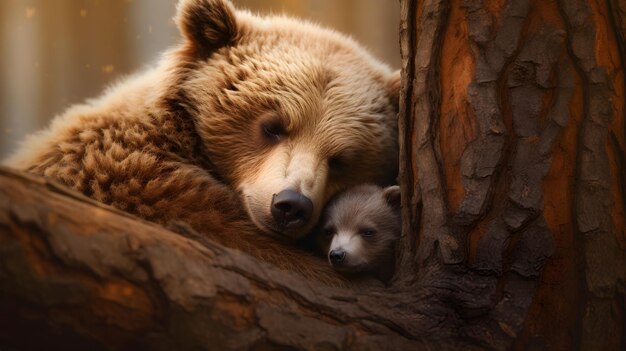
[261,120,286,142]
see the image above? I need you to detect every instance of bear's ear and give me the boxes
[383,185,401,210]
[176,0,238,56]
[387,70,401,112]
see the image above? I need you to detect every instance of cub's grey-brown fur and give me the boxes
[317,185,401,282]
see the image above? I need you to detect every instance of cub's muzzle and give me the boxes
[270,189,313,229]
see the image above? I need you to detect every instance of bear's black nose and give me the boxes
[329,249,346,264]
[271,189,313,229]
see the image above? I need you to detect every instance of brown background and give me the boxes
[0,0,400,159]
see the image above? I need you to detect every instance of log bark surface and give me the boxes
[0,168,550,350]
[0,169,435,350]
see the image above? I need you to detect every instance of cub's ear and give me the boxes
[387,70,401,112]
[383,185,401,210]
[176,0,238,55]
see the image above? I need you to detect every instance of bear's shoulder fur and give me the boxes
[4,0,399,286]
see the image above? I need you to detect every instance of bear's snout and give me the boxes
[270,189,313,230]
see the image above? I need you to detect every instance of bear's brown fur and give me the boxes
[4,0,399,284]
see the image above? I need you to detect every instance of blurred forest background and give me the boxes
[0,0,400,159]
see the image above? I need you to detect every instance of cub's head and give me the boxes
[175,0,400,238]
[316,185,401,281]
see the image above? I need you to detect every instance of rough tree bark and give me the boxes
[0,0,624,350]
[397,0,625,349]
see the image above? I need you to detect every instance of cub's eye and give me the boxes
[360,229,376,237]
[328,155,345,171]
[324,227,335,236]
[261,120,286,142]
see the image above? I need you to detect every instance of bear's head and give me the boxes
[174,0,400,239]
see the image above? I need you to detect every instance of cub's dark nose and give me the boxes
[329,249,346,264]
[271,189,313,229]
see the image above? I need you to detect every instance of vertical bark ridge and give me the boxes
[606,0,626,253]
[438,0,476,216]
[461,2,581,344]
[608,0,626,184]
[397,0,452,269]
[515,52,585,351]
[559,0,626,349]
[412,0,450,266]
[453,0,530,229]
[474,22,567,275]
[439,0,531,273]
[440,0,532,269]
[396,0,419,282]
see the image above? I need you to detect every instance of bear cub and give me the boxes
[316,184,401,282]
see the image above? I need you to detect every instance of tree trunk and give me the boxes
[397,0,625,349]
[0,0,624,350]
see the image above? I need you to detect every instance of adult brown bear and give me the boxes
[4,0,399,280]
